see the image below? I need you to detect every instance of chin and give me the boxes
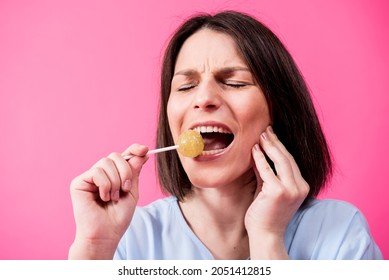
[189,178,225,189]
[186,167,251,190]
[180,150,254,189]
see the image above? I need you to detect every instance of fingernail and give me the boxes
[268,126,274,134]
[253,144,260,151]
[261,131,268,141]
[123,180,132,191]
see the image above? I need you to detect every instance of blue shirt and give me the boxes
[114,196,383,259]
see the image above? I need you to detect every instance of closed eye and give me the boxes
[177,84,196,92]
[224,81,247,88]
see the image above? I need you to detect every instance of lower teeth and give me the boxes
[201,148,225,155]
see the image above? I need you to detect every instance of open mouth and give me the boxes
[192,126,234,155]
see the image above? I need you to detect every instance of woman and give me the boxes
[68,11,382,259]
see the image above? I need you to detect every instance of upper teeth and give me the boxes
[192,126,232,134]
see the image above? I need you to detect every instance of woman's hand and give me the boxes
[245,126,309,259]
[68,144,149,259]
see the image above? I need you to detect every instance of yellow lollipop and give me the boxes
[123,130,204,160]
[177,130,204,158]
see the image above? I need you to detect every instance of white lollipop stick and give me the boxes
[123,145,179,161]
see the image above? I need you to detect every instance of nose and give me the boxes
[193,79,222,111]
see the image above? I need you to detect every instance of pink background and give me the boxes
[0,0,388,259]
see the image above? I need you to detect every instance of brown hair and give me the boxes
[156,11,332,204]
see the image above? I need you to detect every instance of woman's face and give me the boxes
[167,28,271,189]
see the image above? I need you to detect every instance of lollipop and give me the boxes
[177,130,204,158]
[123,130,204,160]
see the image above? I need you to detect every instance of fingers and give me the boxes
[264,127,303,179]
[122,144,149,158]
[252,144,278,186]
[80,144,149,202]
[252,126,309,196]
[122,144,149,194]
[262,127,298,185]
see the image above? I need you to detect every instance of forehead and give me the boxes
[174,28,247,71]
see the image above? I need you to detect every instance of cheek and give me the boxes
[241,99,270,130]
[238,100,271,148]
[167,97,185,141]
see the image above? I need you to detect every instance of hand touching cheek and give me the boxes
[245,126,309,259]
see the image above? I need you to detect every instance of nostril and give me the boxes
[194,103,218,110]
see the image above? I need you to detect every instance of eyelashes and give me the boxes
[177,84,196,92]
[225,82,247,88]
[177,81,248,92]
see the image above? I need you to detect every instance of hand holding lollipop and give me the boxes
[123,130,204,160]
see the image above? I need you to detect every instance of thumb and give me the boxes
[122,143,150,189]
[252,144,265,200]
[127,154,149,199]
[252,165,263,200]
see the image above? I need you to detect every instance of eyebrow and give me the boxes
[173,66,251,77]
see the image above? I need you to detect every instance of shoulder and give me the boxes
[134,196,177,220]
[295,199,376,231]
[289,199,365,235]
[114,196,214,260]
[114,196,178,259]
[299,199,361,220]
[288,199,365,244]
[128,196,179,235]
[286,199,383,259]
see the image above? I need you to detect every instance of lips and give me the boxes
[191,124,234,156]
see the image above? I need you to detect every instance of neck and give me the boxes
[178,171,257,259]
[183,186,254,223]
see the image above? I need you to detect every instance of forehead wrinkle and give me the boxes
[173,69,197,77]
[173,65,251,78]
[174,28,249,75]
[216,66,251,75]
